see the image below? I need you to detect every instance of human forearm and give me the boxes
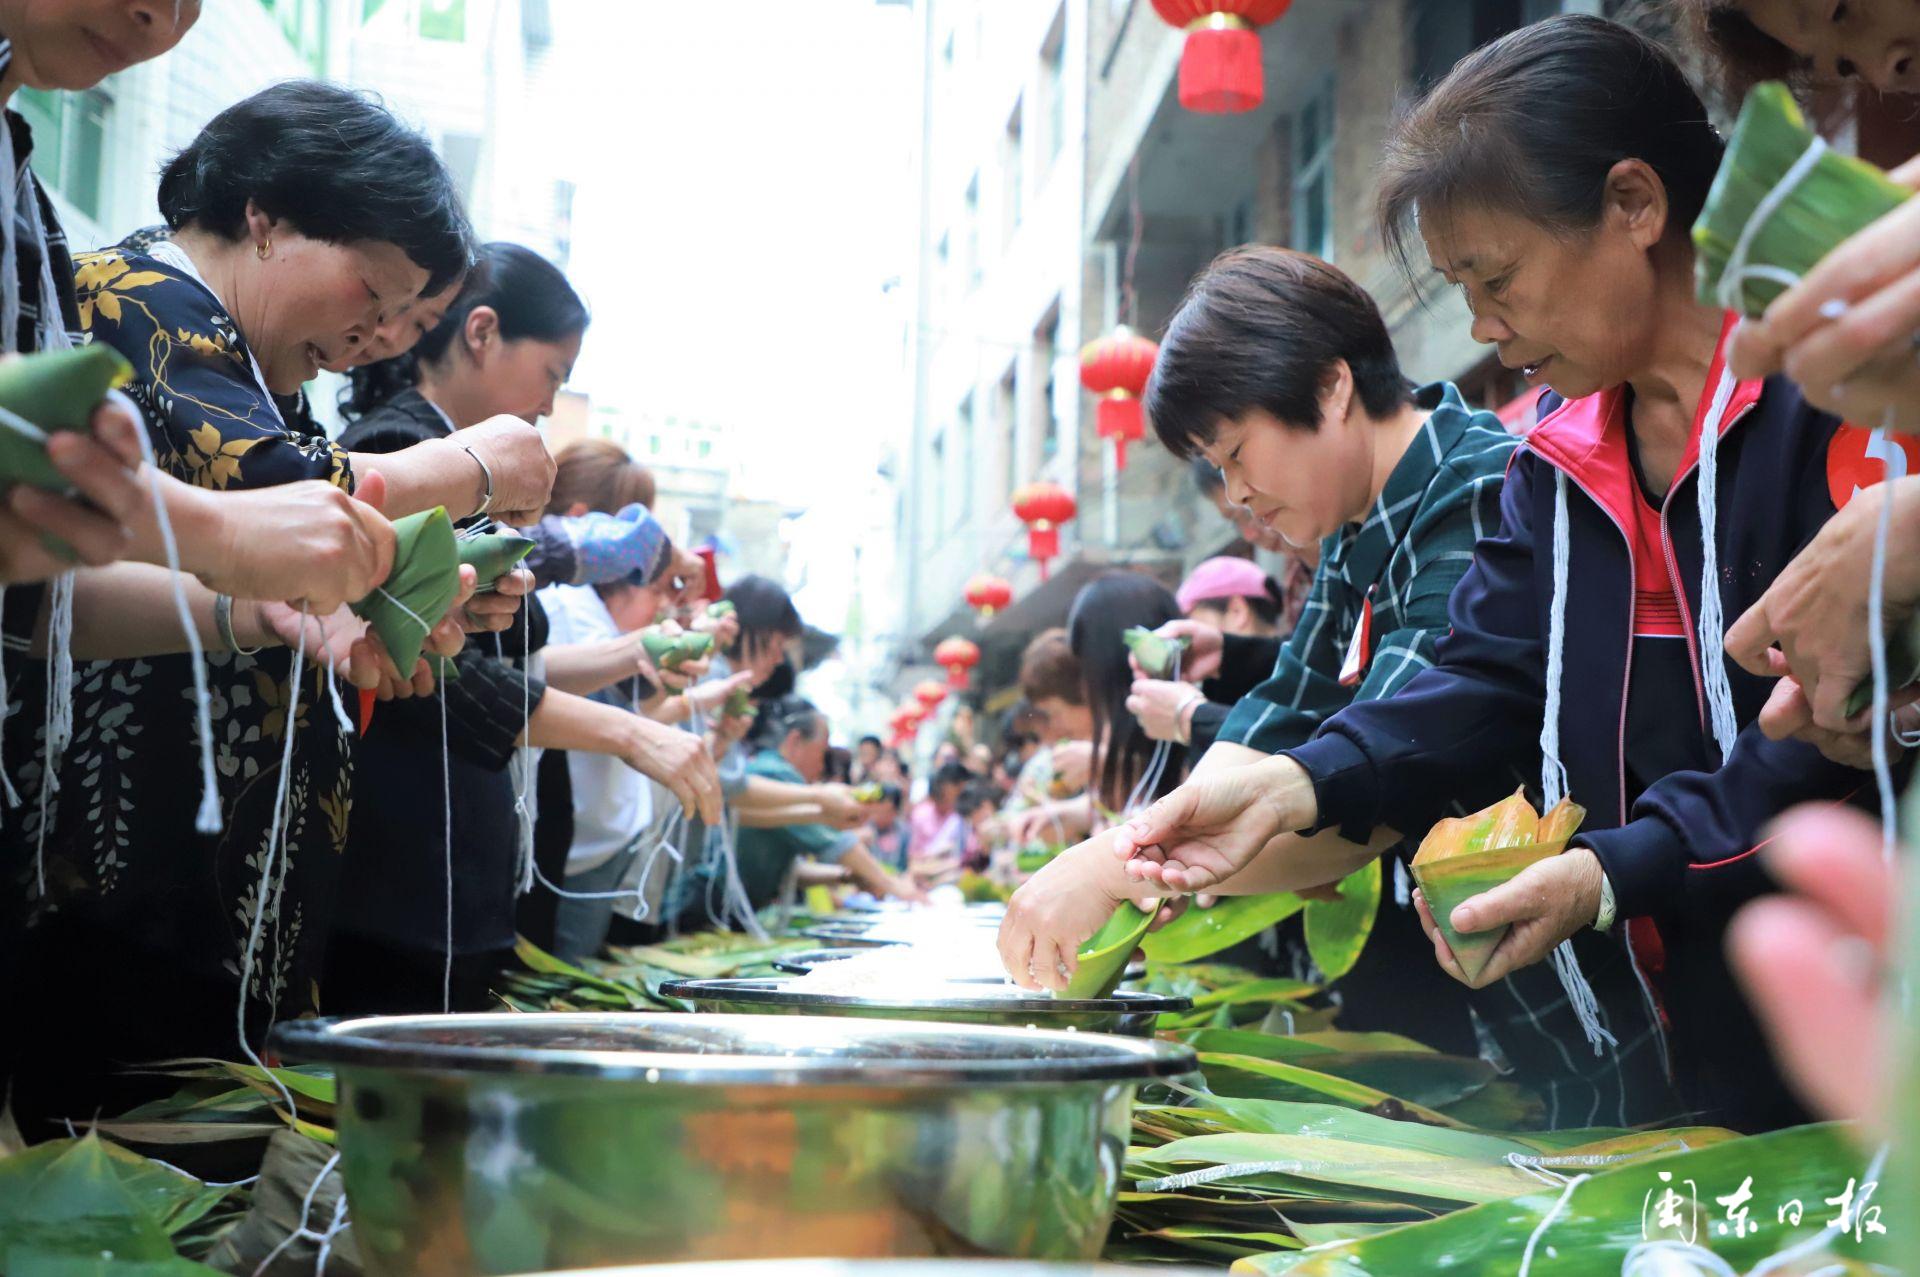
[43,562,230,659]
[738,803,826,828]
[524,687,641,755]
[1205,825,1401,896]
[840,845,908,900]
[540,634,645,698]
[345,438,484,521]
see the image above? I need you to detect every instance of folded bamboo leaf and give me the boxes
[1125,625,1191,678]
[1694,82,1911,317]
[707,600,735,618]
[1143,892,1308,963]
[457,530,535,590]
[1135,1130,1547,1207]
[1410,843,1560,984]
[1303,859,1381,981]
[1166,1097,1533,1163]
[1186,1033,1497,1110]
[1064,899,1157,998]
[1234,1122,1887,1276]
[0,345,135,492]
[349,506,459,673]
[1195,1052,1465,1127]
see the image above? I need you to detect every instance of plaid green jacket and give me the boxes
[1218,382,1517,753]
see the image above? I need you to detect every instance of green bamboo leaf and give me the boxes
[1065,899,1156,997]
[1694,82,1911,317]
[1234,1122,1888,1276]
[1303,860,1381,980]
[1196,1052,1464,1127]
[457,530,535,589]
[1187,1032,1497,1110]
[0,345,135,492]
[1143,893,1307,963]
[350,506,460,673]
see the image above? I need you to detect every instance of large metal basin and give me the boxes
[536,1264,1209,1276]
[269,1013,1194,1276]
[659,978,1187,1037]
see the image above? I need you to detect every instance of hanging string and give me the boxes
[130,407,221,835]
[235,624,306,1123]
[1514,1171,1591,1277]
[1866,418,1900,867]
[249,1150,349,1277]
[512,605,535,894]
[1536,468,1618,1056]
[1690,369,1743,762]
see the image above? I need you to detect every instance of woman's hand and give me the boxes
[668,545,708,608]
[1050,739,1093,794]
[1,400,149,580]
[691,607,741,651]
[191,473,397,614]
[460,565,532,633]
[1729,804,1893,1133]
[1727,161,1920,426]
[1410,847,1605,988]
[255,602,433,700]
[998,836,1169,992]
[1113,753,1312,892]
[1136,619,1223,682]
[457,416,557,525]
[1725,475,1920,734]
[1749,669,1920,769]
[684,669,755,720]
[1005,796,1091,848]
[1127,678,1202,744]
[620,714,722,823]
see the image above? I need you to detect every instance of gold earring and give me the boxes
[255,238,271,260]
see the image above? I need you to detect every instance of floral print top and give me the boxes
[10,239,357,1035]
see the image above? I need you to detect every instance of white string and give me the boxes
[130,411,220,834]
[1691,369,1743,762]
[1866,420,1899,867]
[1393,857,1411,908]
[1539,472,1573,810]
[235,625,305,1123]
[1747,1143,1889,1277]
[371,586,434,652]
[310,612,353,739]
[1620,1241,1739,1277]
[1536,469,1617,1056]
[250,1150,343,1277]
[440,683,452,1014]
[1714,136,1829,318]
[1515,1171,1590,1277]
[512,607,534,893]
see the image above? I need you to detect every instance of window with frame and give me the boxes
[1036,307,1061,464]
[930,430,947,535]
[18,88,110,222]
[998,364,1018,500]
[1291,80,1334,262]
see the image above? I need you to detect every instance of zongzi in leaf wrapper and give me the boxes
[1694,81,1911,317]
[1409,788,1585,983]
[1063,899,1156,998]
[0,345,136,491]
[1844,607,1920,719]
[1124,626,1190,678]
[350,506,460,675]
[457,530,535,592]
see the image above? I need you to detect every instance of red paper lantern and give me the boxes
[934,636,981,689]
[889,704,921,748]
[964,573,1013,620]
[1012,481,1077,581]
[914,679,948,710]
[1079,326,1158,472]
[1150,0,1293,114]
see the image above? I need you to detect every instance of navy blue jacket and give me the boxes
[1284,329,1883,1129]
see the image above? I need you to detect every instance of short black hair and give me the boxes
[344,241,588,419]
[1378,16,1722,296]
[159,80,471,296]
[724,575,803,660]
[1146,246,1409,460]
[857,734,883,752]
[932,762,973,794]
[752,695,824,750]
[955,780,999,818]
[877,782,903,809]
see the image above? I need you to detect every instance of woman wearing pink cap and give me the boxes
[1127,556,1285,755]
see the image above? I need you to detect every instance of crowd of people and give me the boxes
[0,0,1910,1162]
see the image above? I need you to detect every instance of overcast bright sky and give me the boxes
[552,0,917,723]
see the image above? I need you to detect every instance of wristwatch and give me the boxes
[1592,868,1618,934]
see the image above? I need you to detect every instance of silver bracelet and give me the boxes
[457,440,494,517]
[214,593,262,656]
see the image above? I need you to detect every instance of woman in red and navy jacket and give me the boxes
[1107,15,1888,1132]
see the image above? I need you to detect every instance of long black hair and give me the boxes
[1377,14,1723,294]
[159,81,471,296]
[341,241,589,420]
[1067,572,1185,813]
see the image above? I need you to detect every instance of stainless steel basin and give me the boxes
[270,1013,1194,1275]
[658,978,1188,1038]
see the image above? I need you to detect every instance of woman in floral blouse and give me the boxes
[6,81,554,1130]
